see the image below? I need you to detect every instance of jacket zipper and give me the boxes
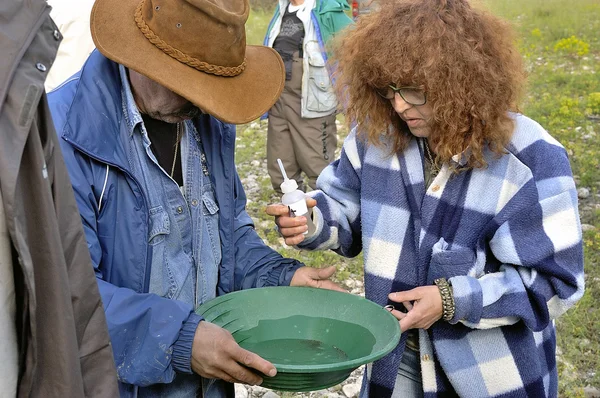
[61,136,153,293]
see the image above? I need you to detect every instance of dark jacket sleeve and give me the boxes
[0,4,119,395]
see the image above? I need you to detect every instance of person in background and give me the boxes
[45,0,96,92]
[264,0,353,193]
[267,0,585,396]
[48,0,342,396]
[0,0,118,396]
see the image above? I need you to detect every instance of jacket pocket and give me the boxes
[427,238,477,283]
[201,194,219,216]
[202,192,222,267]
[305,42,336,113]
[148,206,170,245]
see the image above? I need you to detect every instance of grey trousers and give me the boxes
[267,54,337,193]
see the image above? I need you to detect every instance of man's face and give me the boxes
[128,69,201,123]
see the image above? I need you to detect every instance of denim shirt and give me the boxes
[118,66,225,397]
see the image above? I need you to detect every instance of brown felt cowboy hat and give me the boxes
[90,0,284,124]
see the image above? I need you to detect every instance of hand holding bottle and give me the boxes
[266,159,317,245]
[266,197,317,246]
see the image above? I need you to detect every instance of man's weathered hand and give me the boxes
[290,265,346,292]
[265,198,317,246]
[191,321,277,385]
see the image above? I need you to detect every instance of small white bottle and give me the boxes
[277,159,315,235]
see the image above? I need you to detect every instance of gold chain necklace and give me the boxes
[170,122,181,179]
[423,138,440,176]
[169,122,210,179]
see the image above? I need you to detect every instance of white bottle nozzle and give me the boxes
[277,158,288,180]
[277,158,298,194]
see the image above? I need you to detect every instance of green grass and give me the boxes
[238,1,600,395]
[246,8,275,46]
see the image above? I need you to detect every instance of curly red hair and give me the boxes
[330,0,526,168]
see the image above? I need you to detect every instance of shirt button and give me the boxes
[176,206,183,214]
[431,185,440,192]
[53,30,60,40]
[422,354,430,361]
[36,63,47,72]
[191,199,198,206]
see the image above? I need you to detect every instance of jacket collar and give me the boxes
[61,50,129,168]
[118,64,143,136]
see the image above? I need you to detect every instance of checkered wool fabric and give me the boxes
[299,114,585,397]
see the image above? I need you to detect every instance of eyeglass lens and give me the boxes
[377,86,426,105]
[397,87,425,105]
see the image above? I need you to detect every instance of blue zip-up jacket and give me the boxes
[48,51,303,394]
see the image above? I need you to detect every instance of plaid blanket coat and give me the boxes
[299,114,585,397]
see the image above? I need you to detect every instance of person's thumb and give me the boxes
[399,310,416,332]
[306,197,317,208]
[317,265,336,279]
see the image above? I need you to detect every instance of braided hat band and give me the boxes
[134,0,246,77]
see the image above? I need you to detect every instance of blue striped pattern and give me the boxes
[299,114,585,397]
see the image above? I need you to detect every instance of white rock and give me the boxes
[578,187,591,199]
[311,389,335,397]
[234,383,249,398]
[582,224,597,232]
[342,383,361,397]
[262,391,281,398]
[584,386,600,398]
[251,160,261,167]
[250,385,269,395]
[329,384,343,392]
[355,374,363,386]
[278,237,290,248]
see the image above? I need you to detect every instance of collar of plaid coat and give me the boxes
[300,114,585,397]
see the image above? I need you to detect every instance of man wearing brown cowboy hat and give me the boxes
[47,0,342,396]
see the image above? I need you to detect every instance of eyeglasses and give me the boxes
[375,85,427,105]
